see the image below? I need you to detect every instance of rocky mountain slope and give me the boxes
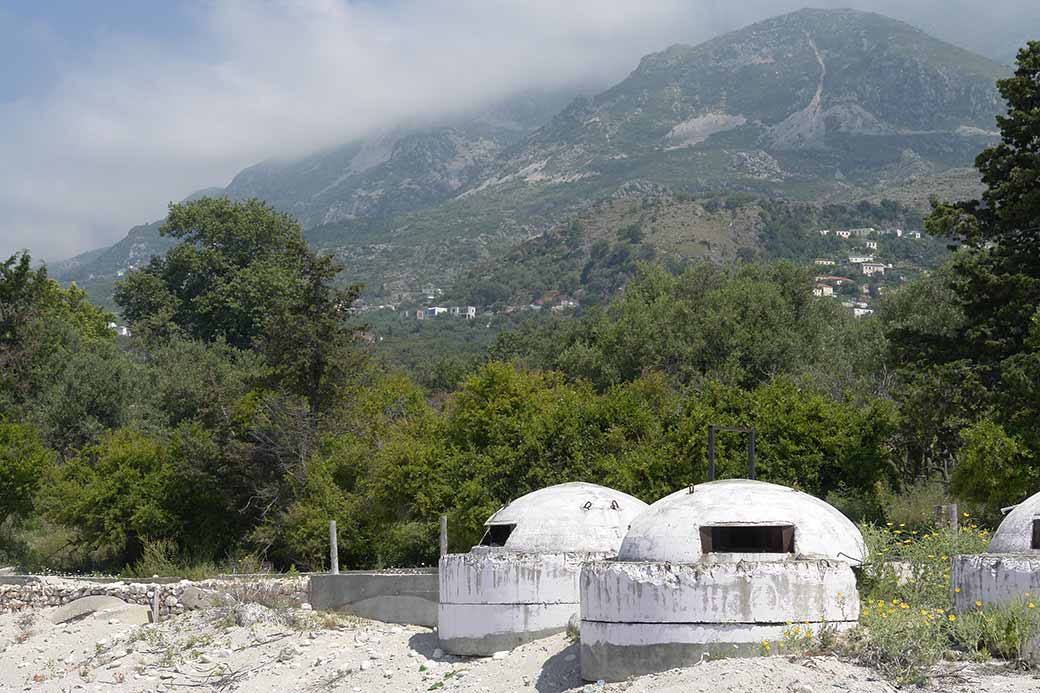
[479,8,1003,197]
[55,9,1008,308]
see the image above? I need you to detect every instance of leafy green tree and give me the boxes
[1,252,114,415]
[115,197,313,348]
[495,262,860,392]
[0,422,54,526]
[951,418,1031,511]
[260,252,365,419]
[39,429,178,564]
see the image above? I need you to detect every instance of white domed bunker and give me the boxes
[580,479,865,682]
[952,490,1040,617]
[437,482,648,655]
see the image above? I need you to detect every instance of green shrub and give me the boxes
[847,518,998,683]
[0,421,54,526]
[123,538,220,581]
[952,598,1040,662]
[845,600,952,685]
[859,521,990,608]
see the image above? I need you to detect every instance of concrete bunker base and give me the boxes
[951,555,1040,665]
[952,554,1040,612]
[309,571,438,627]
[580,620,856,682]
[438,551,598,656]
[437,602,577,655]
[579,559,859,681]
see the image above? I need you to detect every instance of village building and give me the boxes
[813,284,834,297]
[861,262,886,276]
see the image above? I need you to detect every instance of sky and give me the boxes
[1,1,1038,262]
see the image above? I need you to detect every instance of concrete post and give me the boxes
[707,425,716,482]
[151,589,160,624]
[935,503,959,532]
[440,515,448,557]
[747,429,756,480]
[329,520,339,575]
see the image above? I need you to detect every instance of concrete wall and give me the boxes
[309,570,438,627]
[952,554,1040,612]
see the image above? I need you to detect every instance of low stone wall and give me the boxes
[0,575,308,618]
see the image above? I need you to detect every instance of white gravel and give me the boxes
[0,604,1038,692]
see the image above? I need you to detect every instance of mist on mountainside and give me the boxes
[1,0,1037,261]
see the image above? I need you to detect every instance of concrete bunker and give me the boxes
[437,482,648,655]
[952,490,1040,620]
[579,479,865,682]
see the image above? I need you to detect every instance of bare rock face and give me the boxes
[50,596,130,624]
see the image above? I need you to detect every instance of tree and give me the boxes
[0,422,54,526]
[260,252,365,420]
[925,42,1040,367]
[889,41,1040,507]
[39,429,178,565]
[115,197,314,349]
[1,252,114,415]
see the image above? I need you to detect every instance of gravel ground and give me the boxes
[1,603,1039,692]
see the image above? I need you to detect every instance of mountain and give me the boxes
[53,89,579,307]
[57,9,1007,308]
[480,9,1003,197]
[305,9,1004,300]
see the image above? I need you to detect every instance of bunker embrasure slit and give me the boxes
[1031,518,1040,549]
[480,523,517,547]
[699,524,795,553]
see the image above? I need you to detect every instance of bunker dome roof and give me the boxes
[989,490,1040,553]
[617,479,866,564]
[481,482,649,554]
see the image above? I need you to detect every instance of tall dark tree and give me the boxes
[895,41,1040,506]
[261,253,364,420]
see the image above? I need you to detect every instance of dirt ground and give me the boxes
[1,603,1039,692]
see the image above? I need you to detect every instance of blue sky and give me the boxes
[1,1,1037,262]
[0,3,204,101]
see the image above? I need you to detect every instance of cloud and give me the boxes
[1,0,1034,261]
